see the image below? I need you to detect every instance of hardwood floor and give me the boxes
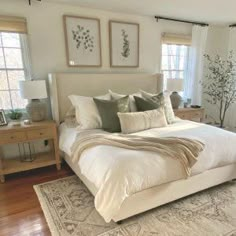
[0,163,74,236]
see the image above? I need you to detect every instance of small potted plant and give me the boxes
[8,110,23,126]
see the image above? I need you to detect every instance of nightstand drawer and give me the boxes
[175,112,191,119]
[191,111,203,119]
[1,131,26,144]
[27,128,54,140]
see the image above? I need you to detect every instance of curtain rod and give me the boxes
[229,24,236,27]
[155,16,209,27]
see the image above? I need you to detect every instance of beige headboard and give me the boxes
[48,73,163,124]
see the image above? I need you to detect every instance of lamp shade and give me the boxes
[167,79,184,92]
[19,80,47,99]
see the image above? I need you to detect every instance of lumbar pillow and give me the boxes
[68,93,110,130]
[109,90,141,112]
[118,107,168,134]
[93,96,130,132]
[140,90,175,124]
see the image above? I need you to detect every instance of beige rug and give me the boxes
[34,176,236,236]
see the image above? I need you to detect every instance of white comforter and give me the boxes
[65,120,236,222]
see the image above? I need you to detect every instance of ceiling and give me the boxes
[47,0,236,25]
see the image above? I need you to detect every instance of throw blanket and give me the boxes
[71,130,204,177]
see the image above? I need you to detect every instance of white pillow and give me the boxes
[64,106,79,128]
[109,90,141,112]
[140,89,175,124]
[68,93,110,130]
[118,107,168,134]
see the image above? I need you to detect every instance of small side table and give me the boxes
[0,121,60,183]
[174,108,205,122]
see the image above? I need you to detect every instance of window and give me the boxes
[161,33,191,97]
[0,16,30,110]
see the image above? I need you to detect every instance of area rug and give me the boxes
[34,176,236,236]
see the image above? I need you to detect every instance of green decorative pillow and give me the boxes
[140,90,175,124]
[93,96,129,132]
[134,96,164,111]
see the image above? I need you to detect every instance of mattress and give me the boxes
[59,123,77,156]
[59,120,236,222]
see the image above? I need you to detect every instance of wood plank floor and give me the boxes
[0,163,74,236]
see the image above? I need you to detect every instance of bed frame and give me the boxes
[48,72,236,223]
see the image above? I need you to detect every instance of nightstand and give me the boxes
[0,121,60,183]
[174,108,205,122]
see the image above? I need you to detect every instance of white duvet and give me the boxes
[61,120,236,222]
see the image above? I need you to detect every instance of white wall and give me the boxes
[0,0,192,157]
[0,0,231,157]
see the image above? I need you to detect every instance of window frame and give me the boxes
[161,43,190,96]
[0,32,31,111]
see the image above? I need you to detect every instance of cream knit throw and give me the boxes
[71,131,205,177]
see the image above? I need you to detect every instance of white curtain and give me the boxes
[20,34,32,80]
[185,25,208,105]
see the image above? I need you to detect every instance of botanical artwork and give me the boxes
[109,21,139,67]
[72,25,94,52]
[121,29,130,58]
[64,16,101,67]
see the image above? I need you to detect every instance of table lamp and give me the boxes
[19,80,47,122]
[167,79,184,109]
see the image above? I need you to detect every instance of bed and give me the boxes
[48,72,236,223]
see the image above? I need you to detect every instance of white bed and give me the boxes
[49,73,236,223]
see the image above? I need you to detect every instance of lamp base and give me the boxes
[26,99,47,122]
[170,92,182,109]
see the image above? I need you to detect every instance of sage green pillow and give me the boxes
[93,96,129,132]
[134,96,164,111]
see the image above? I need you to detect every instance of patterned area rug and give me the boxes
[34,176,236,236]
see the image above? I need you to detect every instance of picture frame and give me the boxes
[0,109,7,126]
[63,15,102,67]
[109,20,139,68]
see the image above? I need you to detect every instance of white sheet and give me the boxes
[59,123,77,156]
[60,120,236,222]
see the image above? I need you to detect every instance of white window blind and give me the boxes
[0,16,31,110]
[162,33,191,46]
[0,16,27,34]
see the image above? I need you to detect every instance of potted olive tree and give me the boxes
[203,51,236,128]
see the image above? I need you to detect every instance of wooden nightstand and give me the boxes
[0,121,60,183]
[174,108,205,122]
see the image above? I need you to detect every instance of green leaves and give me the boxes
[203,51,236,127]
[8,110,22,120]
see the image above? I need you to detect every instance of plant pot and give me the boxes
[10,120,22,127]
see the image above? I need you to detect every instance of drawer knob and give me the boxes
[40,132,43,135]
[10,136,14,139]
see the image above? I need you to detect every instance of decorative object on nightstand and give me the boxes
[8,110,23,127]
[174,107,205,122]
[19,80,47,122]
[167,79,184,109]
[0,121,60,183]
[0,109,7,126]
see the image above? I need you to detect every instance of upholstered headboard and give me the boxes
[48,73,163,124]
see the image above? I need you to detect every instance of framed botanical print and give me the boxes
[109,20,139,67]
[63,15,102,67]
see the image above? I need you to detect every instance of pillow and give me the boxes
[64,106,78,128]
[109,90,141,112]
[134,96,164,111]
[140,90,175,124]
[68,93,110,130]
[93,96,129,133]
[118,107,168,134]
